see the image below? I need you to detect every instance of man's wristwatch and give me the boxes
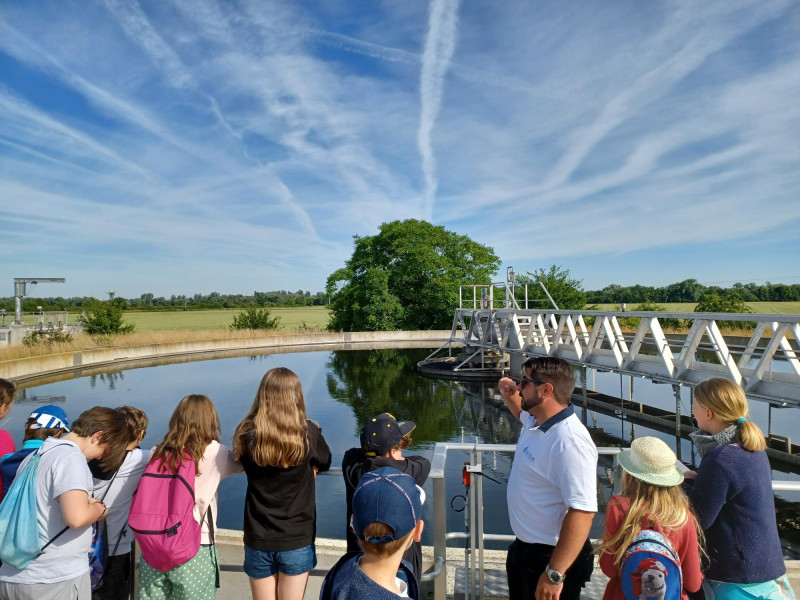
[545,565,566,584]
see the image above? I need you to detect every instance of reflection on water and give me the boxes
[4,348,798,556]
[90,372,125,390]
[326,349,461,444]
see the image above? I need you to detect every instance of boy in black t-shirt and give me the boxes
[342,412,430,579]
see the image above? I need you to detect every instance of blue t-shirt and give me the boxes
[319,551,418,600]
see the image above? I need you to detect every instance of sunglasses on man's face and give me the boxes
[511,375,546,387]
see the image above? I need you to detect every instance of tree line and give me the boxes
[0,289,328,313]
[3,219,795,333]
[585,280,800,304]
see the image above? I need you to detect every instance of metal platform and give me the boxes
[433,297,800,405]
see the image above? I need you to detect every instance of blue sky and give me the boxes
[1,0,799,299]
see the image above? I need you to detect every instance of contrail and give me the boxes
[418,0,460,217]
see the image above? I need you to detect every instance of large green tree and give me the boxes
[326,219,500,331]
[516,265,586,310]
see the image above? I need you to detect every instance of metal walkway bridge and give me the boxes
[437,284,800,406]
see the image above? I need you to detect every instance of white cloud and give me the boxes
[0,0,797,296]
[418,0,461,217]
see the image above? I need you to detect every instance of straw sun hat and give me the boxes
[618,437,684,487]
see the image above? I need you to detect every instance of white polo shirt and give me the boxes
[507,405,598,545]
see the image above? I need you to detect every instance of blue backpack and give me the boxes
[620,529,682,600]
[0,446,69,569]
[88,464,122,591]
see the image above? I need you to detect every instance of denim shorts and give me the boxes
[243,544,317,578]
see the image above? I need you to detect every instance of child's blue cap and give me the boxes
[28,405,70,431]
[352,467,422,544]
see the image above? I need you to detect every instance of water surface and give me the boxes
[4,348,798,555]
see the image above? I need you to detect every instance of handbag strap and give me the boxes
[41,525,70,552]
[206,506,220,588]
[94,449,129,503]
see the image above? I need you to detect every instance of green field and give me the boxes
[58,302,799,334]
[119,306,331,331]
[593,302,800,314]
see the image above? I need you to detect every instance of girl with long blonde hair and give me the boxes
[598,436,703,600]
[687,378,795,600]
[137,395,241,600]
[233,368,331,600]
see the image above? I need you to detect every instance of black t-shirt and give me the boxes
[240,420,332,551]
[342,448,431,577]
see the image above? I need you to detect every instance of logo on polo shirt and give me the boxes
[522,446,535,463]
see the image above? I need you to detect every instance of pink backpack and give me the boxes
[128,452,205,571]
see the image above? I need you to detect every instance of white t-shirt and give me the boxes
[506,406,598,545]
[92,448,150,556]
[0,438,93,584]
[395,577,409,597]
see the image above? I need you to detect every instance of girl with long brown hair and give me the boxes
[233,367,331,600]
[687,378,795,600]
[137,394,241,600]
[598,436,703,600]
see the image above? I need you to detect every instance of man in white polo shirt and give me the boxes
[499,357,597,600]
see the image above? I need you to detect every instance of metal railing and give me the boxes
[444,294,800,405]
[137,443,799,600]
[428,442,800,600]
[0,310,71,328]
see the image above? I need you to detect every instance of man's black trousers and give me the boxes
[506,538,594,600]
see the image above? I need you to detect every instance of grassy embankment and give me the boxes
[124,306,330,331]
[0,306,331,361]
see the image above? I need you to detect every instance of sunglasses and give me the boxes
[511,375,546,387]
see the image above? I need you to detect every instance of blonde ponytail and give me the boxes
[694,378,766,452]
[738,419,767,452]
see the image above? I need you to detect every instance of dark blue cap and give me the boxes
[352,467,422,544]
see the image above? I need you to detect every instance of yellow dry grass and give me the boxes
[0,328,314,362]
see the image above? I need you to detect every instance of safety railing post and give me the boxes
[433,457,447,600]
[476,450,485,600]
[673,384,682,460]
[468,449,477,600]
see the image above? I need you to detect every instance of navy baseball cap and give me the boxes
[28,405,70,431]
[352,467,422,544]
[360,413,416,457]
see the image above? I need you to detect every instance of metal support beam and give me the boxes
[13,278,66,325]
[450,300,800,406]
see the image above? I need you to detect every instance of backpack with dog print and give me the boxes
[620,529,683,600]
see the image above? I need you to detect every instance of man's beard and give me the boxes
[520,394,541,412]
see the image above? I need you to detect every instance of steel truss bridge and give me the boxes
[441,288,800,406]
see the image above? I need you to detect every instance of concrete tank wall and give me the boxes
[0,330,461,384]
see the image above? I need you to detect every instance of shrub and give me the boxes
[297,321,321,332]
[22,329,73,347]
[616,301,685,330]
[230,307,281,330]
[79,294,135,335]
[694,293,756,329]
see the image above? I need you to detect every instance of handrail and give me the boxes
[208,444,797,600]
[446,304,800,405]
